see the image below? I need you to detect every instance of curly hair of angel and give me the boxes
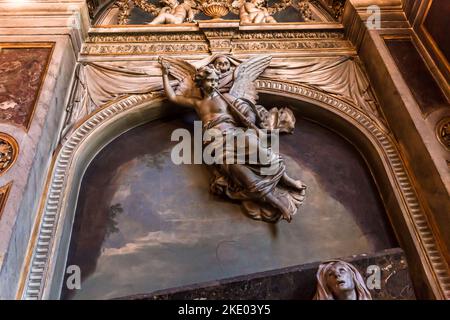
[195,66,219,86]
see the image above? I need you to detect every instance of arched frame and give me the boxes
[19,79,450,300]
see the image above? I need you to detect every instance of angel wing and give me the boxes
[159,56,200,98]
[229,55,272,104]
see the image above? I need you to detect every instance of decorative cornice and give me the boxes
[81,42,210,55]
[81,27,352,56]
[21,79,450,300]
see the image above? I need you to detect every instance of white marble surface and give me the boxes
[0,0,89,299]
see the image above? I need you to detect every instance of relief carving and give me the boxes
[0,133,18,176]
[236,0,278,23]
[114,0,313,24]
[147,0,197,24]
[436,117,450,150]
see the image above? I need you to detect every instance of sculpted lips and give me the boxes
[337,279,346,286]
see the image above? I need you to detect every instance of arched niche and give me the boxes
[20,80,449,300]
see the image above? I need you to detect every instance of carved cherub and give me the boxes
[149,0,196,24]
[234,0,277,24]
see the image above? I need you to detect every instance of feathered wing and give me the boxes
[159,56,200,98]
[229,55,272,104]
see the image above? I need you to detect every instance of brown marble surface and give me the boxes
[125,248,415,300]
[384,38,449,115]
[0,45,52,129]
[423,0,449,63]
[61,110,397,300]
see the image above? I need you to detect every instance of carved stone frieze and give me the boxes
[81,28,350,56]
[231,39,350,51]
[236,31,344,40]
[86,33,207,43]
[81,42,210,55]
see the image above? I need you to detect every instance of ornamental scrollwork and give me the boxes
[0,133,18,176]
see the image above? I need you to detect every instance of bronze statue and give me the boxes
[313,260,372,300]
[159,55,306,223]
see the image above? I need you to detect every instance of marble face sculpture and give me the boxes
[213,56,232,74]
[238,0,277,24]
[149,0,195,24]
[159,55,306,223]
[314,260,372,300]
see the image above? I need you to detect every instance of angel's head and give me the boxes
[161,0,179,8]
[313,260,372,300]
[213,56,231,74]
[251,0,266,7]
[195,66,219,95]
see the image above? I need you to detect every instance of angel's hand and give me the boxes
[159,59,171,75]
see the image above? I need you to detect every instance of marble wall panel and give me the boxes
[0,44,53,130]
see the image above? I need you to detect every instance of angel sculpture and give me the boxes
[234,0,277,24]
[210,55,296,133]
[160,55,306,223]
[148,0,196,24]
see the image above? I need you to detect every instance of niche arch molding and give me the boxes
[20,79,450,300]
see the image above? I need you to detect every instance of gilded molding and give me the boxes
[81,42,210,55]
[0,181,12,221]
[21,79,450,300]
[436,117,450,151]
[0,132,19,176]
[81,29,351,56]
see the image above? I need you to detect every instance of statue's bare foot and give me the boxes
[282,173,306,192]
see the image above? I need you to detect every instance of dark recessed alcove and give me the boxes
[61,101,397,300]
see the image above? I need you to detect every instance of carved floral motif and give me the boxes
[436,117,450,150]
[0,133,18,175]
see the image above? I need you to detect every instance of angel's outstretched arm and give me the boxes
[161,62,198,108]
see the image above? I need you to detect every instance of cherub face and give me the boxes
[213,57,231,74]
[326,263,355,297]
[162,0,178,8]
[201,73,219,94]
